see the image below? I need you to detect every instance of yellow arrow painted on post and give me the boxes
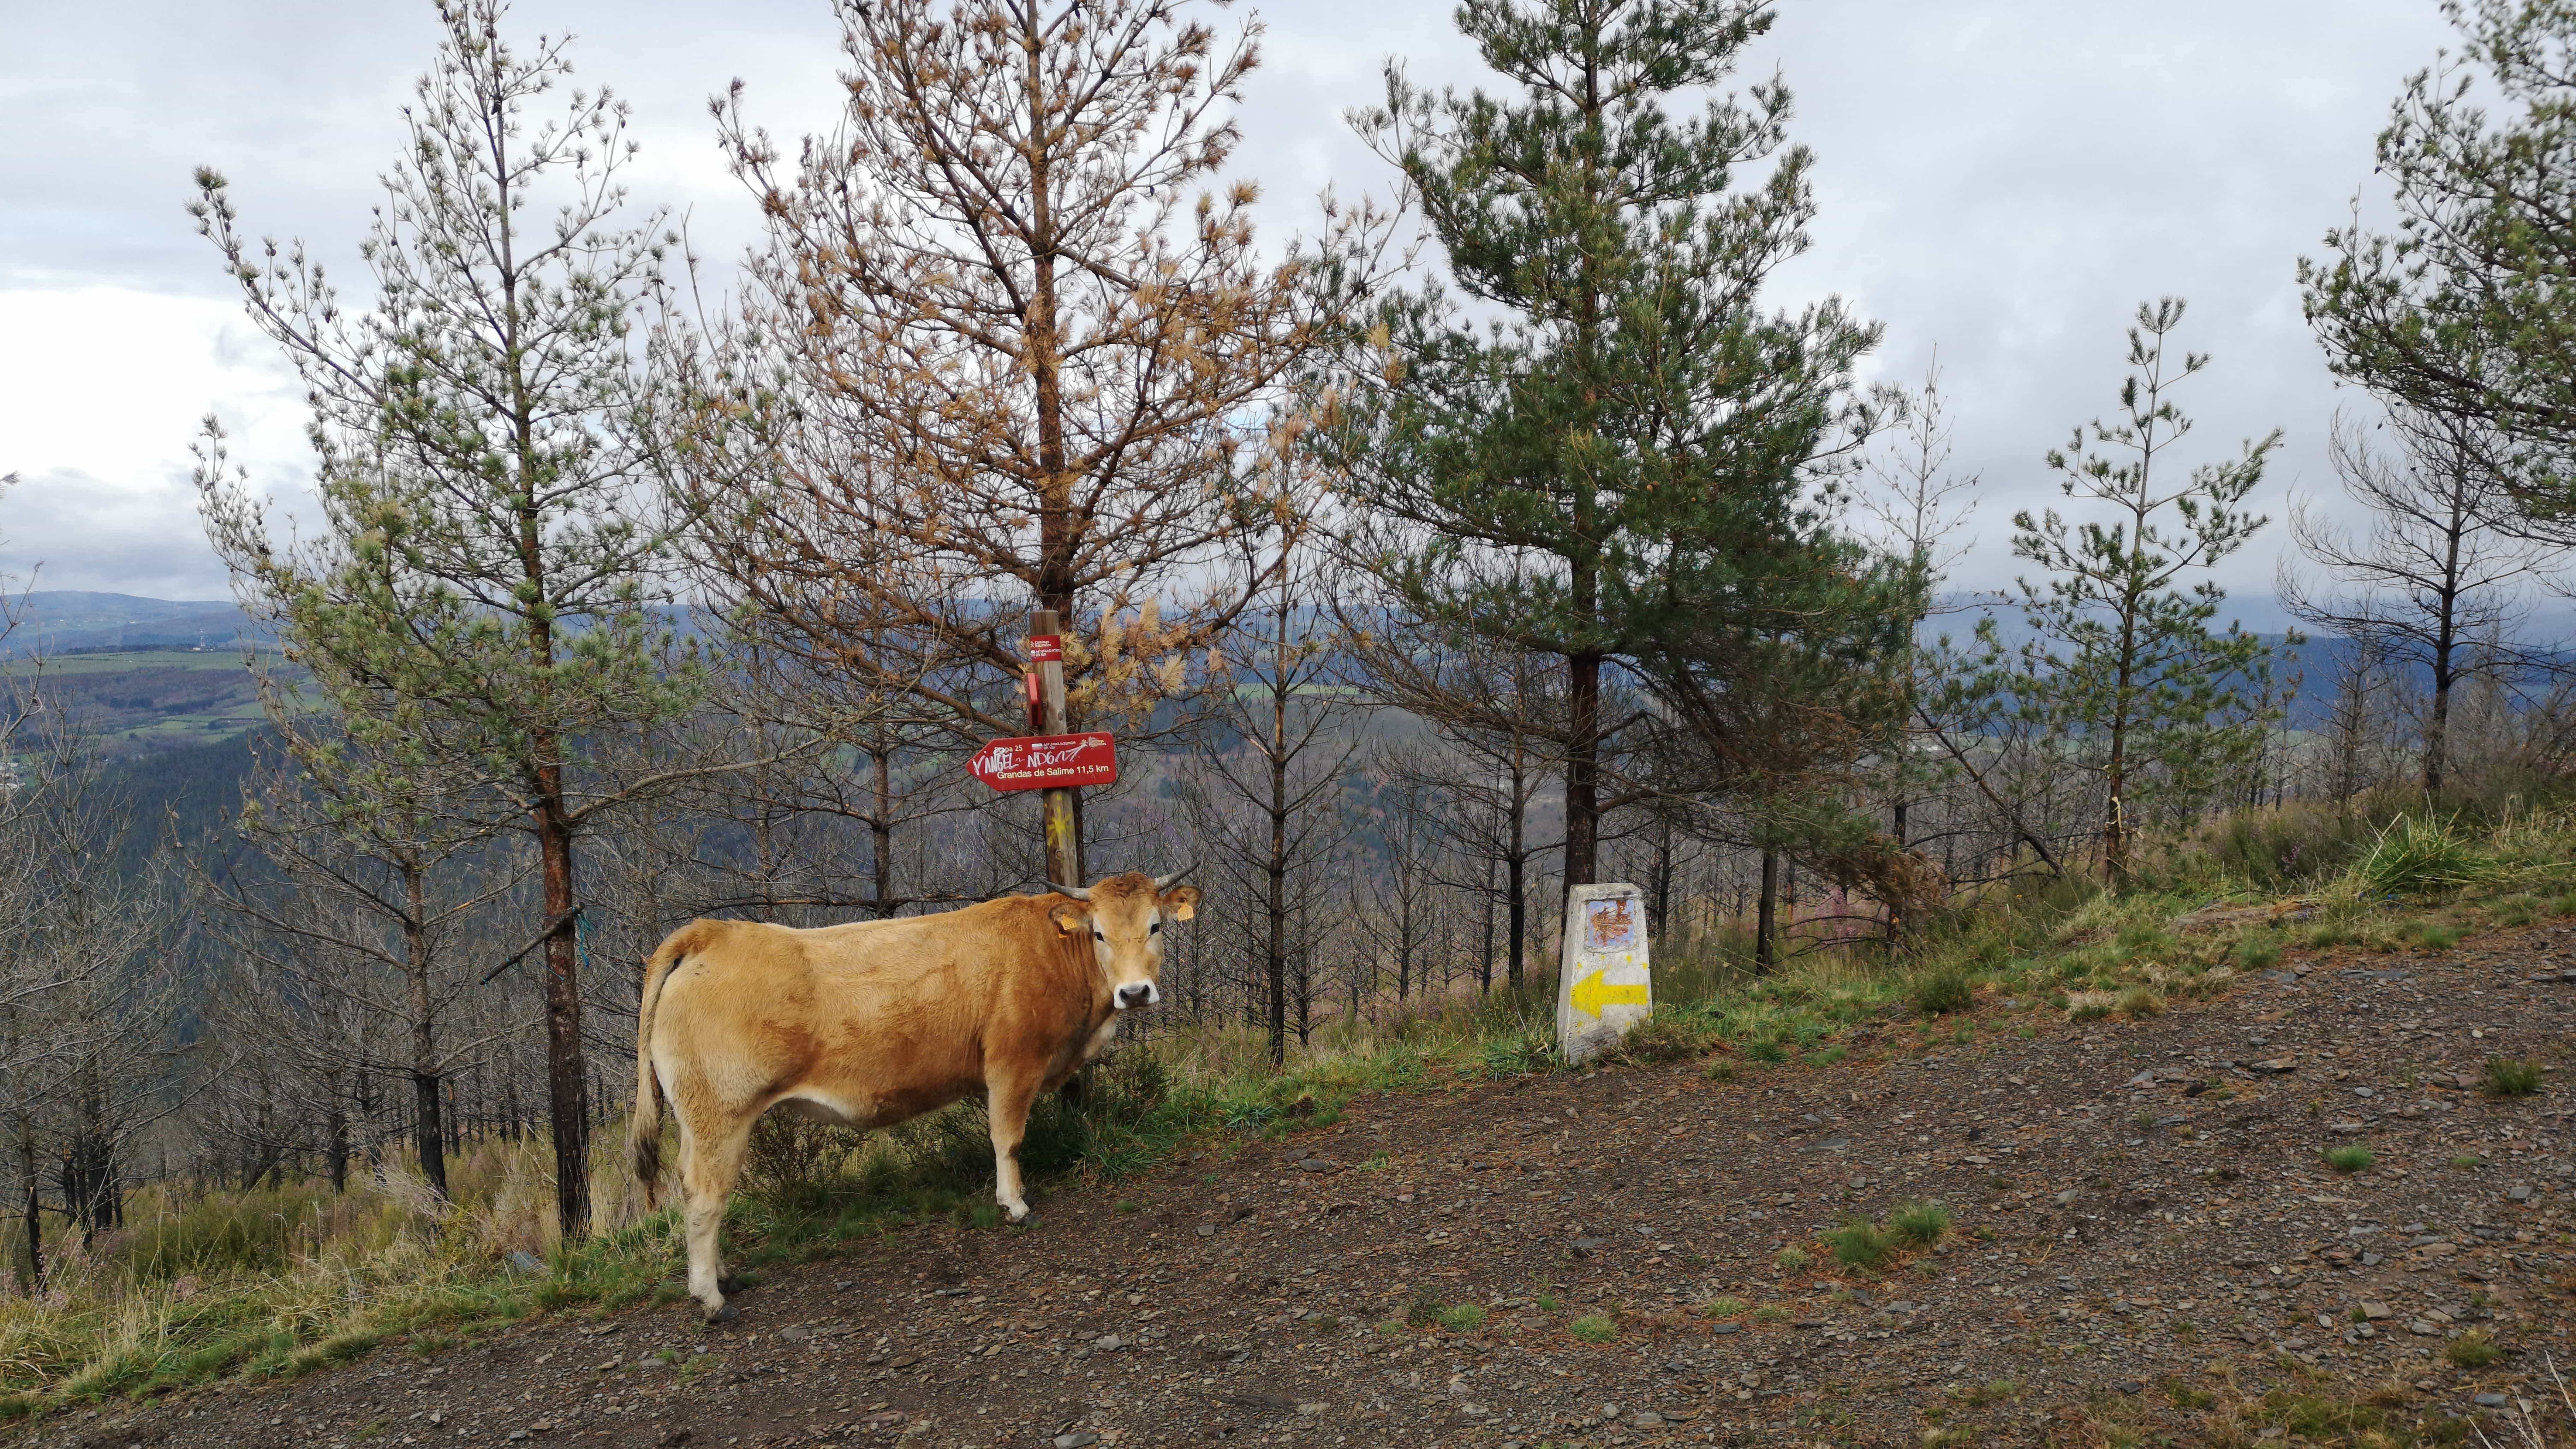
[1570,969,1648,1020]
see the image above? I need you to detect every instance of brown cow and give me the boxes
[627,871,1196,1320]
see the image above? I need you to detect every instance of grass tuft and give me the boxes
[1567,1312,1616,1343]
[2324,1145,2376,1174]
[2481,1058,2543,1098]
[2445,1330,2501,1368]
[1823,1217,1895,1270]
[2345,814,2493,899]
[1913,969,1975,1017]
[2116,986,2167,1019]
[1888,1200,1952,1247]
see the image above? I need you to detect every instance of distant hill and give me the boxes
[3,591,266,658]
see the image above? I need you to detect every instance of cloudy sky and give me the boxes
[0,0,2459,619]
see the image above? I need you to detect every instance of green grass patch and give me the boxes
[1823,1218,1895,1270]
[1913,969,1975,1017]
[2347,815,2494,899]
[2324,1145,2377,1174]
[1888,1200,1952,1247]
[1435,1303,1486,1332]
[2482,1058,2543,1098]
[1567,1312,1616,1344]
[2445,1330,2500,1367]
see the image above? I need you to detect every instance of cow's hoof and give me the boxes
[703,1301,738,1324]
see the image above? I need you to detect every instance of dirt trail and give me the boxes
[27,924,2576,1448]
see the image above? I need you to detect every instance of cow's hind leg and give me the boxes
[675,1107,752,1321]
[985,1063,1045,1223]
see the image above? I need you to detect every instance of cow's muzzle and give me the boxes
[1115,983,1159,1010]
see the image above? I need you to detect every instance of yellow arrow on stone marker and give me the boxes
[1570,969,1648,1020]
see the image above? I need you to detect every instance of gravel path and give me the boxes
[26,924,2576,1448]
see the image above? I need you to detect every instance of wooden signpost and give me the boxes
[968,609,1103,890]
[1556,882,1653,1065]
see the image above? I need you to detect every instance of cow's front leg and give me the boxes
[985,1063,1044,1224]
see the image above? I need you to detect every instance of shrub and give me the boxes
[1824,1218,1894,1270]
[2347,815,2492,898]
[1913,970,1975,1017]
[1405,1290,1444,1328]
[2324,1145,2376,1174]
[1568,1312,1617,1343]
[1888,1200,1952,1247]
[2482,1058,2544,1098]
[1775,1246,1810,1271]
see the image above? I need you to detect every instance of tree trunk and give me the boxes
[1565,650,1601,891]
[871,746,897,919]
[1505,792,1527,991]
[401,870,449,1199]
[17,1129,40,1291]
[1265,671,1290,1068]
[533,781,591,1238]
[412,1070,448,1199]
[1755,848,1780,977]
[2427,621,2457,797]
[325,1090,350,1194]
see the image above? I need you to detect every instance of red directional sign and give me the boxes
[967,731,1119,792]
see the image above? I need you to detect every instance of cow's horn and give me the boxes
[1152,862,1198,891]
[1046,878,1093,900]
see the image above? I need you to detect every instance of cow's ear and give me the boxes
[1049,901,1089,936]
[1160,885,1200,922]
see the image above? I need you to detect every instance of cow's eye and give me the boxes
[1149,920,1161,934]
[1092,928,1104,941]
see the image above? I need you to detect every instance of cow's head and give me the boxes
[1048,869,1199,1010]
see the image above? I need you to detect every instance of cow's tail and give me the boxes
[628,928,691,1210]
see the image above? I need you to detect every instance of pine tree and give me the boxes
[1997,299,2285,882]
[687,0,1320,886]
[2301,0,2576,517]
[193,0,707,1236]
[1327,0,1887,896]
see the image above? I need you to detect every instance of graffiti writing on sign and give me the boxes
[1585,895,1638,952]
[967,731,1119,792]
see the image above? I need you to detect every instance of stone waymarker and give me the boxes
[1557,882,1652,1065]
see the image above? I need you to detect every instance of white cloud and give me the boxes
[0,0,2477,617]
[0,288,307,595]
